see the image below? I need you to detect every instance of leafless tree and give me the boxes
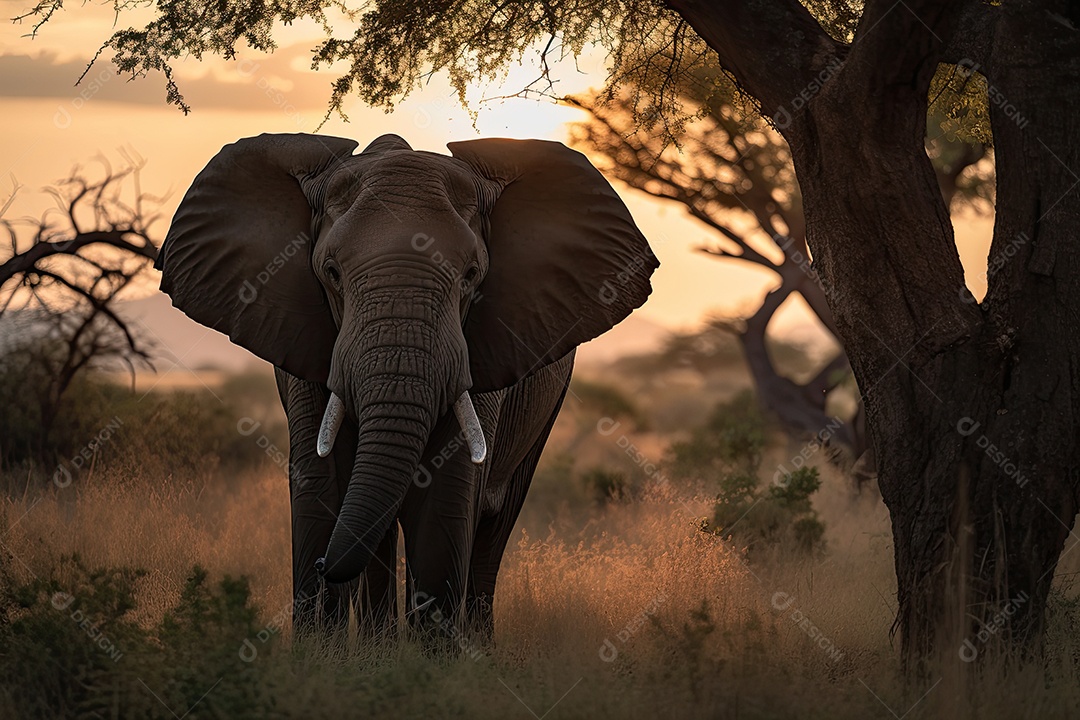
[0,155,161,457]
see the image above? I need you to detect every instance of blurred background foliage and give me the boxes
[0,342,288,492]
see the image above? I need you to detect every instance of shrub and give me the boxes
[582,466,630,503]
[667,390,766,480]
[0,553,265,719]
[0,554,147,717]
[0,363,288,491]
[711,466,826,556]
[664,391,826,557]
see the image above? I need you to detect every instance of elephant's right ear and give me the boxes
[156,133,358,383]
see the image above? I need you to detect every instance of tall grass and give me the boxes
[1,369,1079,717]
[3,462,1079,717]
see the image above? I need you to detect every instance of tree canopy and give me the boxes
[17,0,994,143]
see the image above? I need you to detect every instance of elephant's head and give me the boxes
[156,132,657,582]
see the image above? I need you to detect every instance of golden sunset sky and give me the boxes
[1,2,995,359]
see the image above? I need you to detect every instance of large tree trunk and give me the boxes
[669,0,1080,664]
[793,2,1080,664]
[957,0,1080,658]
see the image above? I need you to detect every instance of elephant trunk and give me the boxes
[317,277,462,583]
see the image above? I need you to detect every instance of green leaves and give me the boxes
[665,391,826,557]
[667,390,766,481]
[0,555,266,719]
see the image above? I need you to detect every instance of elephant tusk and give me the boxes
[317,393,346,458]
[453,392,487,464]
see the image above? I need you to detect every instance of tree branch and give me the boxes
[0,230,156,291]
[664,0,844,120]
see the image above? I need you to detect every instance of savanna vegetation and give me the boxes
[2,326,1079,718]
[19,0,1079,666]
[7,0,1080,713]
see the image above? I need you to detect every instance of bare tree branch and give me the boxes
[0,159,161,459]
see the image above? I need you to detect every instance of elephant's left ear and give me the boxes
[448,139,659,392]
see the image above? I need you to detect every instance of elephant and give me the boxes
[155,132,658,644]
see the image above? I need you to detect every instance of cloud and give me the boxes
[0,46,336,114]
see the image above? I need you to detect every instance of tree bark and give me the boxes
[955,0,1080,657]
[669,0,1080,664]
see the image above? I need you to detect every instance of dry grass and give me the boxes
[3,470,291,626]
[4,453,1080,718]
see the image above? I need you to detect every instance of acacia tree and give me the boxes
[572,87,867,465]
[22,0,1080,664]
[0,161,160,459]
[569,62,992,486]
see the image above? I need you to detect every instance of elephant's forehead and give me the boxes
[323,150,476,201]
[316,151,482,226]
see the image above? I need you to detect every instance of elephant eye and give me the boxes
[462,265,479,287]
[324,260,342,288]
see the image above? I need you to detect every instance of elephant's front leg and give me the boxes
[276,369,360,634]
[398,408,490,652]
[356,521,399,638]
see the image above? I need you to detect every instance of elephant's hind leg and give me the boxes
[466,355,573,643]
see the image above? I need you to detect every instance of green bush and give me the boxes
[664,391,826,556]
[667,390,766,480]
[582,466,630,503]
[711,466,826,556]
[0,554,265,719]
